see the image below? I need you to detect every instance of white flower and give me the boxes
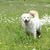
[32,48,36,50]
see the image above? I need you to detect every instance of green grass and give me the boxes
[0,0,50,50]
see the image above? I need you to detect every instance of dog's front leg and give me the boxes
[33,29,37,39]
[32,25,37,39]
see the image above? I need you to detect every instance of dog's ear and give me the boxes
[21,13,25,19]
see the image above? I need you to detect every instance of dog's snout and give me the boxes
[25,19,27,22]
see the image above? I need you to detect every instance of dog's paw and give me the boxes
[38,35,41,38]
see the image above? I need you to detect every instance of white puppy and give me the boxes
[21,10,41,39]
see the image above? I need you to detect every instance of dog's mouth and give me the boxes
[24,20,29,23]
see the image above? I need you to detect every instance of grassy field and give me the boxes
[0,0,50,50]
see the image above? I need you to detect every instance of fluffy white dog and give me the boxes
[21,10,41,39]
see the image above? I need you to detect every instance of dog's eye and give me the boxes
[24,17,25,18]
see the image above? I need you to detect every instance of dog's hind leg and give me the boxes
[36,30,41,38]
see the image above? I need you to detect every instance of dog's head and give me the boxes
[21,13,32,23]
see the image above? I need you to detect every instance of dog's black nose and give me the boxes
[25,20,28,22]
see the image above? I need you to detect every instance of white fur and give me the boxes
[21,10,41,39]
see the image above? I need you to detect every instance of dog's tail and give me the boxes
[29,10,39,18]
[40,15,50,26]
